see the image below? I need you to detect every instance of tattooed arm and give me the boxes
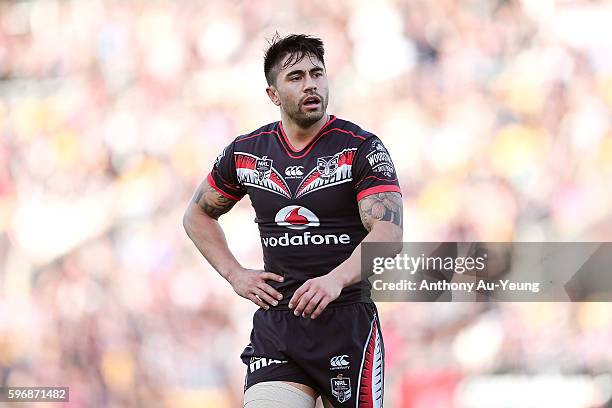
[289,192,403,319]
[190,178,238,220]
[358,192,403,232]
[183,178,284,309]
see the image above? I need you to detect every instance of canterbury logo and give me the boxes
[330,355,350,367]
[285,166,304,177]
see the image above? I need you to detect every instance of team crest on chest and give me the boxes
[317,155,339,179]
[296,148,356,198]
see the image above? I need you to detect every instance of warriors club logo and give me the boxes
[274,206,320,230]
[317,155,339,179]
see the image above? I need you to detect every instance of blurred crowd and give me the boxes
[0,0,611,406]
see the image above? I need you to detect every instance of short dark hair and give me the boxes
[264,33,325,86]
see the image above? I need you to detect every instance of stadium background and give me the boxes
[1,0,611,406]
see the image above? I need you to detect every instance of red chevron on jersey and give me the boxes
[295,148,356,198]
[235,152,291,198]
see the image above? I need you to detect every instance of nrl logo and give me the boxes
[317,154,339,179]
[331,374,352,403]
[255,156,273,181]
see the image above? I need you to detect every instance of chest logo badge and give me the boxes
[255,156,273,181]
[295,148,356,198]
[316,155,339,179]
[275,206,320,230]
[235,153,291,198]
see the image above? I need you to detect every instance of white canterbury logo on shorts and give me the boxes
[330,355,350,368]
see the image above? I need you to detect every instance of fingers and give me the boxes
[292,289,317,317]
[253,287,279,307]
[248,293,269,310]
[310,297,331,319]
[230,269,284,309]
[289,283,308,310]
[258,282,283,302]
[260,272,284,283]
[301,293,324,318]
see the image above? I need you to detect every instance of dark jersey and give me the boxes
[208,115,401,308]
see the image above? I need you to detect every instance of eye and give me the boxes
[313,71,323,77]
[290,76,300,81]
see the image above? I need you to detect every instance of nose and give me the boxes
[303,73,317,92]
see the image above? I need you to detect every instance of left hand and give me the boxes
[289,274,343,319]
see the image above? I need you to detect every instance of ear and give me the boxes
[266,86,281,106]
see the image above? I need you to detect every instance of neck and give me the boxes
[280,112,329,150]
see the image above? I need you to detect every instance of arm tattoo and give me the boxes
[192,180,237,219]
[358,192,403,231]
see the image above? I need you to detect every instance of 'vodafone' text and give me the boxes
[262,232,351,247]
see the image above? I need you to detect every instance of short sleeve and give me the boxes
[207,141,247,201]
[353,136,401,201]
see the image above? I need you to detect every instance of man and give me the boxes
[183,34,402,407]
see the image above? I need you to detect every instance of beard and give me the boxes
[282,93,329,128]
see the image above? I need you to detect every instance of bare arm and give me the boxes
[290,192,403,319]
[183,178,284,309]
[183,178,240,276]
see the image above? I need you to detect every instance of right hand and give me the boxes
[228,268,284,309]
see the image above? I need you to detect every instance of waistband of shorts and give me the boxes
[264,297,373,312]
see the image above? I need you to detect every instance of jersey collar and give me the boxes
[277,115,337,159]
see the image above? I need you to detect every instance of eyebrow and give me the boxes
[285,67,324,78]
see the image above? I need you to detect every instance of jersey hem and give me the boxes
[266,297,373,312]
[356,185,402,201]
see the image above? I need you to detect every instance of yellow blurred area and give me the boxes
[598,76,612,108]
[165,389,232,408]
[101,350,136,392]
[0,197,16,233]
[577,303,612,330]
[597,136,612,172]
[417,177,461,224]
[490,124,549,180]
[0,335,17,366]
[499,76,547,116]
[51,130,80,168]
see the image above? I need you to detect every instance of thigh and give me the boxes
[241,309,318,391]
[289,302,385,408]
[243,381,317,407]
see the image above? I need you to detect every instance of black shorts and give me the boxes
[240,302,384,407]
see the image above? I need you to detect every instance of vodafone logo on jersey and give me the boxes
[264,206,350,247]
[275,206,320,230]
